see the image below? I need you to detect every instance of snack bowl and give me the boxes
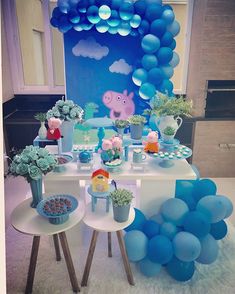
[54,154,73,172]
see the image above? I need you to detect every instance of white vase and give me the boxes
[60,121,75,152]
[156,115,183,137]
[38,122,47,139]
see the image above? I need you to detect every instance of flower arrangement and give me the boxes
[109,188,133,207]
[163,126,176,136]
[114,119,129,129]
[47,98,84,122]
[34,112,47,122]
[9,145,57,182]
[143,92,192,117]
[127,115,147,125]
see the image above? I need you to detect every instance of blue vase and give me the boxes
[113,204,130,222]
[60,121,75,152]
[130,124,143,140]
[30,178,43,208]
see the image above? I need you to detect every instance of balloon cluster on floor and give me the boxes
[124,179,233,281]
[51,0,180,98]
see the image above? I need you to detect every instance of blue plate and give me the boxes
[36,195,78,224]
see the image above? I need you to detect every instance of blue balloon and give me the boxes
[166,257,195,282]
[139,82,156,100]
[158,79,173,95]
[87,5,100,24]
[117,21,132,36]
[160,65,174,79]
[125,208,146,231]
[96,20,109,33]
[162,9,175,24]
[145,4,163,22]
[77,0,89,13]
[68,9,80,23]
[134,0,147,16]
[210,220,227,240]
[143,220,160,239]
[138,20,150,35]
[160,222,179,240]
[148,235,173,264]
[139,257,162,277]
[147,68,163,85]
[130,14,142,28]
[107,10,120,27]
[196,196,227,223]
[183,211,211,238]
[130,28,139,37]
[50,17,60,28]
[141,34,160,54]
[216,195,233,218]
[160,198,189,226]
[175,180,196,210]
[169,39,176,50]
[169,51,180,67]
[168,20,180,37]
[162,4,173,11]
[150,19,166,37]
[150,212,164,224]
[52,7,63,18]
[99,5,111,20]
[157,47,173,65]
[141,54,158,70]
[58,0,70,13]
[124,230,148,262]
[132,68,148,86]
[69,0,79,6]
[193,179,217,203]
[173,232,201,262]
[111,0,122,9]
[108,26,119,34]
[196,234,218,264]
[160,32,174,47]
[119,1,134,21]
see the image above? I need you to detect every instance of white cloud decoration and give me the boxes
[109,59,133,75]
[72,37,109,60]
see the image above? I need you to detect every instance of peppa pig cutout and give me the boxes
[102,89,135,120]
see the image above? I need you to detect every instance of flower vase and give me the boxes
[112,204,130,222]
[38,122,47,139]
[156,115,183,139]
[30,178,43,208]
[60,121,75,152]
[116,127,125,136]
[130,124,143,140]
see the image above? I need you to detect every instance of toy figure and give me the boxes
[111,136,123,159]
[99,139,114,163]
[91,169,109,193]
[47,117,62,140]
[143,131,159,153]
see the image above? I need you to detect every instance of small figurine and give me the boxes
[47,117,62,140]
[111,136,123,159]
[91,169,109,193]
[143,131,159,153]
[99,139,114,163]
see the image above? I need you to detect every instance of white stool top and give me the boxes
[83,203,135,232]
[11,197,85,236]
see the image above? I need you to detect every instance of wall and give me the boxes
[187,0,235,117]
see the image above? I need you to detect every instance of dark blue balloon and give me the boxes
[50,17,60,28]
[175,180,196,210]
[134,0,147,16]
[183,211,211,238]
[139,257,162,277]
[145,4,163,22]
[148,235,173,264]
[68,9,80,23]
[169,39,176,50]
[210,220,227,240]
[143,220,160,238]
[150,19,166,38]
[193,179,217,203]
[125,208,146,231]
[53,7,63,18]
[162,9,175,25]
[166,256,195,282]
[138,20,150,35]
[148,68,163,85]
[168,20,180,37]
[160,222,179,240]
[157,47,173,65]
[162,4,173,11]
[58,0,70,13]
[161,32,174,47]
[158,79,174,95]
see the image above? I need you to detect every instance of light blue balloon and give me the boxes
[119,1,134,21]
[193,179,217,203]
[96,20,109,33]
[107,10,120,27]
[196,234,218,264]
[160,222,179,240]
[132,68,148,86]
[150,212,164,224]
[158,79,173,95]
[169,52,180,68]
[162,9,175,24]
[87,5,100,24]
[168,20,180,37]
[124,230,148,262]
[141,54,158,70]
[99,5,111,20]
[175,180,196,210]
[217,195,233,218]
[141,34,160,54]
[108,26,119,34]
[160,65,174,79]
[139,257,162,277]
[130,14,142,28]
[196,195,227,223]
[173,232,201,262]
[160,198,189,226]
[117,21,132,36]
[139,82,156,100]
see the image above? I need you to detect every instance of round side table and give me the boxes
[81,203,135,287]
[11,197,85,293]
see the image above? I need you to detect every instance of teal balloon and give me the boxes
[173,232,201,262]
[157,47,173,65]
[158,79,173,95]
[217,195,233,218]
[73,24,83,31]
[196,196,227,223]
[193,179,217,203]
[148,68,163,85]
[175,180,196,210]
[150,19,166,37]
[138,20,150,35]
[139,82,156,100]
[160,32,174,47]
[141,54,158,70]
[68,9,80,24]
[150,212,164,224]
[166,257,195,282]
[111,0,122,9]
[145,4,163,22]
[139,257,162,277]
[107,10,120,27]
[168,20,180,37]
[130,14,142,28]
[148,235,173,264]
[134,0,146,16]
[124,230,148,262]
[143,220,160,239]
[196,234,218,264]
[108,26,119,34]
[169,51,180,67]
[160,65,174,79]
[117,21,131,36]
[87,6,100,24]
[169,39,176,50]
[162,9,175,24]
[96,20,109,33]
[119,1,134,21]
[161,198,189,226]
[183,211,211,238]
[160,222,179,240]
[125,208,146,231]
[210,220,227,240]
[132,68,148,86]
[141,34,160,54]
[99,5,111,20]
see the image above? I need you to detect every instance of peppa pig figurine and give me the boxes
[143,131,159,153]
[99,139,114,163]
[47,117,62,140]
[111,136,123,159]
[102,89,135,120]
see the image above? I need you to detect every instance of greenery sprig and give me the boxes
[127,115,147,125]
[34,112,47,122]
[109,188,133,207]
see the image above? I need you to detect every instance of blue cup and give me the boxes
[133,149,146,163]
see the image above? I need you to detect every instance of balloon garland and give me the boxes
[50,0,180,99]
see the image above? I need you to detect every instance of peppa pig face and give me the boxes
[147,131,158,143]
[48,118,62,129]
[112,137,122,148]
[102,139,113,151]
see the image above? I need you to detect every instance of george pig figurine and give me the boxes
[99,139,114,163]
[143,131,159,153]
[111,136,123,159]
[47,117,62,140]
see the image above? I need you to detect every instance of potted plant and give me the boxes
[34,112,47,139]
[114,119,129,136]
[109,188,133,222]
[47,97,84,152]
[127,115,147,140]
[161,126,176,144]
[9,145,57,208]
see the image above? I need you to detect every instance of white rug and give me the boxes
[6,221,235,294]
